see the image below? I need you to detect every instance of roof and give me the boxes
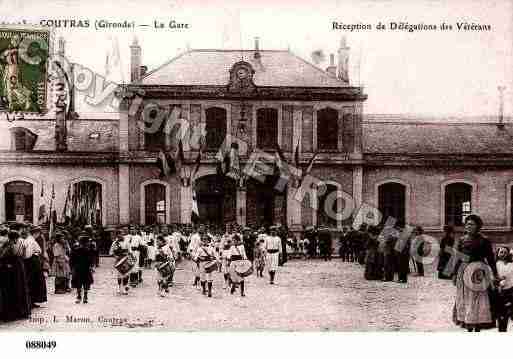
[363,121,513,154]
[140,49,347,87]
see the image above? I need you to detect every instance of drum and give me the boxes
[234,260,253,278]
[157,261,174,278]
[204,260,218,273]
[114,255,135,275]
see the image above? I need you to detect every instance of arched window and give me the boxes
[445,183,472,227]
[205,107,227,151]
[145,183,166,225]
[4,181,33,223]
[378,182,406,226]
[71,181,102,226]
[256,108,278,149]
[144,107,166,151]
[317,183,338,227]
[317,108,338,151]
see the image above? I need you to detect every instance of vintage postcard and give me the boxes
[0,0,512,353]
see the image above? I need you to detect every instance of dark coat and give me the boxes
[70,246,94,288]
[0,242,31,321]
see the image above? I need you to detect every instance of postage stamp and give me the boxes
[0,27,50,114]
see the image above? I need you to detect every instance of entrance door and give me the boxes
[5,181,33,223]
[195,175,236,227]
[145,183,166,225]
[247,177,287,228]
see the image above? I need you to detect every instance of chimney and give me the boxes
[254,37,261,60]
[130,37,142,83]
[326,54,336,77]
[498,86,506,129]
[337,36,350,84]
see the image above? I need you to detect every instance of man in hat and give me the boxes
[265,227,282,284]
[318,226,333,261]
[70,233,95,304]
[242,227,255,263]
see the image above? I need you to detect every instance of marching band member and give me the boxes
[193,234,216,297]
[229,234,247,296]
[110,229,131,295]
[127,226,145,287]
[188,226,202,287]
[265,227,282,285]
[155,235,175,297]
[254,238,266,278]
[221,238,233,289]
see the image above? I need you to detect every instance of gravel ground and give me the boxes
[1,257,509,332]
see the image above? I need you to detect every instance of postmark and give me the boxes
[0,26,50,114]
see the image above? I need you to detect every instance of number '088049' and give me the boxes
[25,340,57,350]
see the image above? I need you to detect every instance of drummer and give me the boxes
[229,234,248,297]
[155,235,175,297]
[193,233,216,298]
[265,226,282,285]
[221,238,233,289]
[109,229,131,295]
[188,225,202,288]
[127,226,145,287]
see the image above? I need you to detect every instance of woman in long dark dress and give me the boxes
[453,214,499,332]
[438,225,455,279]
[364,226,381,280]
[0,230,31,322]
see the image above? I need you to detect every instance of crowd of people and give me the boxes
[107,223,289,299]
[0,222,100,321]
[340,216,513,332]
[2,216,513,332]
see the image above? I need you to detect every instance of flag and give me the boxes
[298,152,318,187]
[105,35,124,83]
[38,181,46,224]
[175,139,185,175]
[294,139,300,168]
[191,150,202,182]
[191,187,200,224]
[216,146,230,178]
[227,142,240,179]
[62,184,71,224]
[49,184,55,239]
[156,149,175,178]
[304,152,318,176]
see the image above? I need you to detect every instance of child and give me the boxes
[70,234,94,304]
[110,230,131,295]
[496,246,513,332]
[193,234,216,297]
[155,235,175,297]
[229,235,247,296]
[254,238,266,278]
[146,240,156,269]
[221,239,232,289]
